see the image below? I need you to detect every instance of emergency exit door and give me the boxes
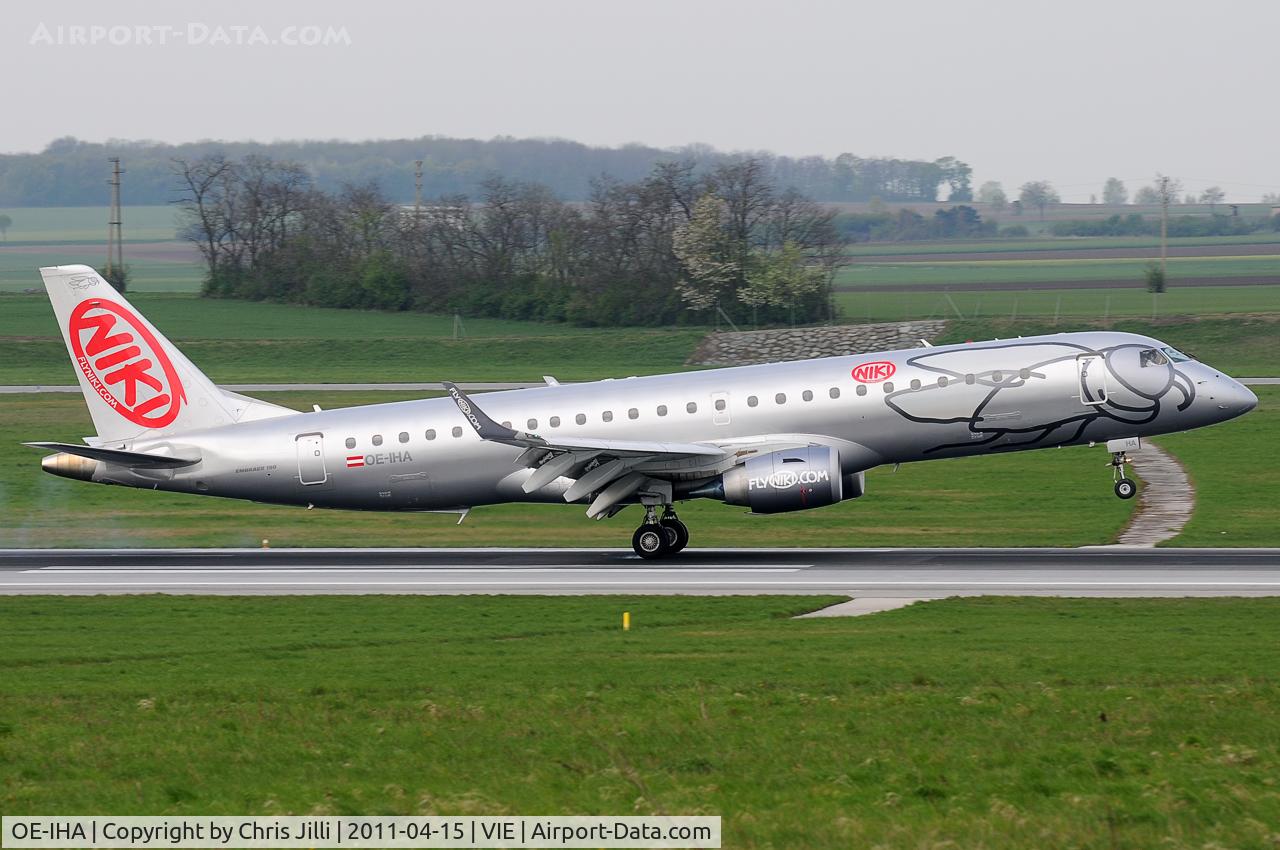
[296,433,328,485]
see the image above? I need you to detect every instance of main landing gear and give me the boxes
[1110,451,1138,500]
[631,506,690,559]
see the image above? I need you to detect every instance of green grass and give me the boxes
[0,391,1137,549]
[3,594,1280,848]
[836,285,1280,323]
[844,233,1280,257]
[935,317,1279,376]
[1155,387,1280,547]
[835,255,1280,288]
[0,205,179,242]
[0,294,708,384]
[0,250,203,293]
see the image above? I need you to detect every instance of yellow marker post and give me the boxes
[622,611,631,631]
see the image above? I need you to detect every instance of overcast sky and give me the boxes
[7,0,1278,202]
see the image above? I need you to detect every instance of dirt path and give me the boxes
[1116,442,1195,546]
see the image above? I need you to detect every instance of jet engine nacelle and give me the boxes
[720,445,852,514]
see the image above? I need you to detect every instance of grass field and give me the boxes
[2,388,1276,550]
[0,250,203,293]
[844,233,1280,257]
[4,594,1280,847]
[835,255,1280,289]
[835,285,1280,323]
[934,316,1279,376]
[1,290,1276,385]
[0,205,179,242]
[0,294,708,384]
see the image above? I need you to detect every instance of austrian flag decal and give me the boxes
[851,360,896,383]
[68,299,186,428]
[346,455,365,468]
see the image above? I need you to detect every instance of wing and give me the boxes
[442,382,836,519]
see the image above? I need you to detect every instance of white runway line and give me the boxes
[26,566,806,574]
[10,580,1280,588]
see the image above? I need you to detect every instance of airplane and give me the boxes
[29,264,1257,558]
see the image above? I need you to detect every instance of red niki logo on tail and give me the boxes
[68,300,185,428]
[850,360,896,383]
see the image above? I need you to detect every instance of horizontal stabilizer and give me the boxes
[24,441,200,469]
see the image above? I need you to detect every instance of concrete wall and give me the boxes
[687,320,949,366]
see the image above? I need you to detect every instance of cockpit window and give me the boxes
[1161,346,1193,363]
[1139,348,1169,367]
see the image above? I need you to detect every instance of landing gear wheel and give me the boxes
[660,518,689,553]
[632,524,670,559]
[1114,478,1137,500]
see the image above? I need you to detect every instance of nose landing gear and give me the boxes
[631,505,690,559]
[1110,451,1138,500]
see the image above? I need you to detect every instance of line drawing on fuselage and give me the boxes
[883,341,1198,455]
[27,264,1258,559]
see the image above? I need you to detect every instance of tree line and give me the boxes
[176,155,848,327]
[2,136,971,207]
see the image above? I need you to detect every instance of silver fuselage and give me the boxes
[83,331,1256,513]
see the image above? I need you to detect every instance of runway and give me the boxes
[1,547,1277,596]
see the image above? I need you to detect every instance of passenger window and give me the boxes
[829,387,840,399]
[602,411,613,422]
[883,382,894,393]
[527,418,537,430]
[399,432,409,443]
[576,413,586,425]
[502,421,512,429]
[372,434,383,446]
[909,380,920,390]
[715,398,726,411]
[425,429,436,440]
[451,426,463,438]
[687,402,698,414]
[775,393,786,404]
[1019,368,1031,379]
[345,437,356,449]
[856,384,867,397]
[992,371,1002,382]
[550,416,561,427]
[657,405,668,416]
[938,377,949,387]
[802,390,813,402]
[747,395,759,407]
[628,408,639,419]
[965,374,975,385]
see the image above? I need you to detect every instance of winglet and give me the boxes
[442,382,522,442]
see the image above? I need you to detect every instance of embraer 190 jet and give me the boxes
[29,265,1257,558]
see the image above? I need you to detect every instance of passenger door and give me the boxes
[296,433,328,485]
[1076,354,1108,405]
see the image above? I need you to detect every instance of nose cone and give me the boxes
[1214,379,1257,420]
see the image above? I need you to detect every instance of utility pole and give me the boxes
[106,157,125,286]
[1155,173,1179,283]
[413,159,424,224]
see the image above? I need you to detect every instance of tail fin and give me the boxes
[40,265,295,444]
